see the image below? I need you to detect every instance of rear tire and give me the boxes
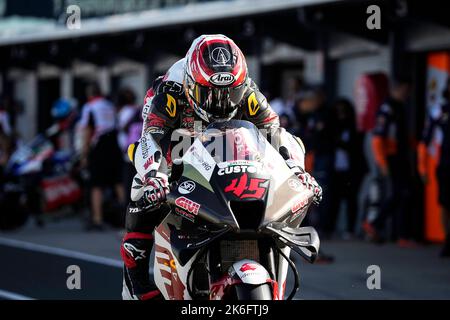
[234,283,272,300]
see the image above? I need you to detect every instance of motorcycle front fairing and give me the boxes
[157,120,320,300]
[171,122,312,219]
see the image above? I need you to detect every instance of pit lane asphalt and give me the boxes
[0,217,449,300]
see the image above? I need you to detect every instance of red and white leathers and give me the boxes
[121,45,322,301]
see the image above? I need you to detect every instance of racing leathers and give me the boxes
[120,59,322,300]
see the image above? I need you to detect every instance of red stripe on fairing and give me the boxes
[160,270,172,280]
[140,290,160,300]
[156,257,168,264]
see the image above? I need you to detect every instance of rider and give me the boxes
[121,34,323,300]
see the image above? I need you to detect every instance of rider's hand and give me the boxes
[290,165,322,205]
[284,159,322,205]
[132,175,169,211]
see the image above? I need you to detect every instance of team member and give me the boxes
[418,78,450,257]
[79,83,126,230]
[363,79,414,245]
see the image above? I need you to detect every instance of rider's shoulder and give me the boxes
[241,78,269,114]
[154,58,185,97]
[161,58,185,85]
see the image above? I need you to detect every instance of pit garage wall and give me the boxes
[5,60,148,142]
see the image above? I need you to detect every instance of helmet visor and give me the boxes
[187,77,247,120]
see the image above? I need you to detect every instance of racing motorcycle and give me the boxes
[153,120,320,300]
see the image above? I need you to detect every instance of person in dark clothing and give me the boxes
[293,88,334,263]
[116,88,142,202]
[363,79,414,246]
[79,83,125,230]
[326,98,361,237]
[294,88,333,230]
[418,78,450,257]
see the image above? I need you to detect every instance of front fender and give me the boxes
[231,260,270,285]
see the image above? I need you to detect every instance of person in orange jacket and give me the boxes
[363,79,415,246]
[417,78,450,257]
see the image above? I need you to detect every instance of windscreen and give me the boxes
[200,120,267,163]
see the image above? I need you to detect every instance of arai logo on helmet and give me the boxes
[178,180,196,194]
[210,72,235,86]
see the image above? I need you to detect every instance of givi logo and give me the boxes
[240,263,258,272]
[175,196,200,215]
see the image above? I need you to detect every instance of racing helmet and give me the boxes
[184,34,248,122]
[51,98,74,120]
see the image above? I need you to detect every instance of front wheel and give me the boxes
[234,283,272,300]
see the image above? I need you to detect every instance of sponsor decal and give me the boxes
[218,160,254,168]
[189,146,213,171]
[174,207,196,222]
[162,81,183,94]
[184,140,216,181]
[240,263,258,272]
[211,47,231,65]
[129,207,140,213]
[143,156,154,170]
[218,164,260,175]
[178,180,196,194]
[224,173,268,200]
[123,243,146,260]
[248,92,260,116]
[141,136,149,159]
[210,72,235,86]
[288,178,304,192]
[146,127,165,134]
[237,262,267,280]
[145,113,166,129]
[165,94,177,117]
[291,195,309,214]
[142,100,152,118]
[175,196,200,215]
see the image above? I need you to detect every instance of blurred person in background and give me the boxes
[0,106,13,172]
[293,87,334,262]
[279,113,296,134]
[0,106,12,138]
[363,79,415,246]
[79,82,125,231]
[47,98,78,152]
[326,98,361,238]
[0,99,14,188]
[418,78,450,257]
[116,87,142,201]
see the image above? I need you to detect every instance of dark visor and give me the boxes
[188,80,246,119]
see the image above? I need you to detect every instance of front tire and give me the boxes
[234,283,272,300]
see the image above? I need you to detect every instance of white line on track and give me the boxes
[0,289,34,300]
[0,237,123,268]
